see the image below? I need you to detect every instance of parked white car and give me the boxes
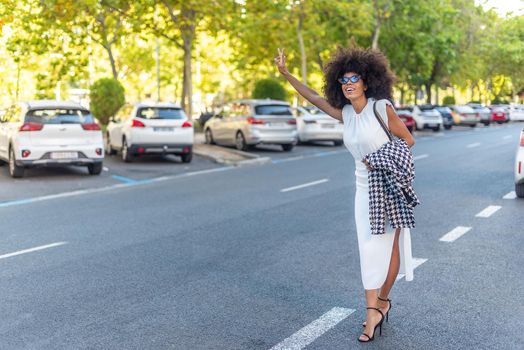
[106,102,194,163]
[508,105,524,122]
[516,128,524,198]
[294,106,343,146]
[411,105,443,132]
[0,100,104,178]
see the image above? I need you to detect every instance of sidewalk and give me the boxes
[193,132,271,167]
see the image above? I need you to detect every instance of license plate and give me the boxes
[427,123,437,127]
[322,124,336,128]
[153,127,174,132]
[51,152,78,159]
[268,123,286,127]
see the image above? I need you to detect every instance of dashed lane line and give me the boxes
[269,307,355,350]
[466,142,481,148]
[396,257,428,281]
[439,226,472,243]
[414,154,429,161]
[281,179,329,193]
[503,191,516,199]
[475,205,502,218]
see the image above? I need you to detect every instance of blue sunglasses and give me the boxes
[338,75,361,85]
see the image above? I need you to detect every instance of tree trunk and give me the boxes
[105,45,118,80]
[425,83,432,104]
[181,36,193,118]
[399,86,405,105]
[297,13,307,84]
[371,20,381,49]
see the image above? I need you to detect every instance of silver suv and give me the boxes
[204,99,298,151]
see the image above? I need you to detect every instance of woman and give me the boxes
[274,47,415,343]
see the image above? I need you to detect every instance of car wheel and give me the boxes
[88,163,103,175]
[282,144,294,152]
[333,140,343,146]
[181,152,192,163]
[122,138,134,163]
[483,122,490,126]
[444,125,452,130]
[497,121,503,124]
[516,183,524,198]
[470,124,476,128]
[105,134,116,155]
[235,131,248,151]
[205,128,215,145]
[9,147,24,178]
[432,125,441,132]
[0,158,6,166]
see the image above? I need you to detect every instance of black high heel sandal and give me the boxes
[362,297,392,326]
[358,307,384,343]
[378,296,392,323]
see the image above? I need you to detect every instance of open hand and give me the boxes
[274,48,289,75]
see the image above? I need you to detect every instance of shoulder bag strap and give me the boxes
[373,101,393,141]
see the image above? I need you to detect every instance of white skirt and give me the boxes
[354,168,414,290]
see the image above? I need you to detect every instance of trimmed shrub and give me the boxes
[89,78,125,125]
[252,78,288,101]
[442,95,455,105]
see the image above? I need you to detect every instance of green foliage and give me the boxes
[89,78,125,125]
[252,79,288,100]
[491,97,510,105]
[442,96,456,105]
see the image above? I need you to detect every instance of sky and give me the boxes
[478,0,524,16]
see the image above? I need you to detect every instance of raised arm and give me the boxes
[274,48,342,121]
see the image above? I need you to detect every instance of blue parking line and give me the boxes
[0,198,36,208]
[111,175,138,184]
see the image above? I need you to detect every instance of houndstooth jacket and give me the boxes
[363,138,420,235]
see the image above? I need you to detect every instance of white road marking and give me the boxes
[0,242,67,260]
[475,205,502,218]
[466,142,481,148]
[503,135,512,140]
[414,154,429,161]
[103,167,109,172]
[503,191,516,199]
[281,179,329,193]
[396,257,428,281]
[439,226,472,242]
[269,307,355,350]
[0,166,235,209]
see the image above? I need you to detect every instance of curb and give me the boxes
[193,144,271,167]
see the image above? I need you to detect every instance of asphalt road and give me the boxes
[0,122,522,349]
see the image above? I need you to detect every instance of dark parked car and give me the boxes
[434,106,454,130]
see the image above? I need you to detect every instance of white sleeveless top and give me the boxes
[342,97,394,185]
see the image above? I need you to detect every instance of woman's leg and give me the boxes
[359,289,384,341]
[378,228,401,310]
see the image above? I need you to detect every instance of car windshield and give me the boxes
[255,104,293,116]
[419,105,435,111]
[454,106,475,113]
[436,107,452,113]
[303,107,327,115]
[25,108,94,124]
[137,107,186,119]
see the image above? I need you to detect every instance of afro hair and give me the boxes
[323,47,396,109]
